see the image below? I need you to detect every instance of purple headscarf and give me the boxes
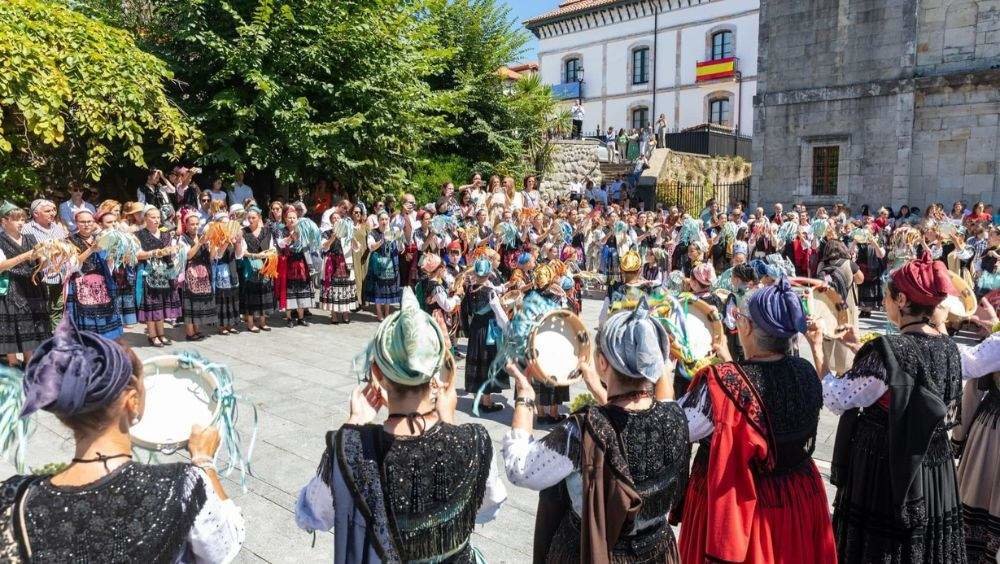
[746,277,806,339]
[21,318,134,418]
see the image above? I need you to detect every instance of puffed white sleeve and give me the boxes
[186,467,246,564]
[958,334,1000,380]
[488,290,509,330]
[680,381,714,442]
[475,448,507,525]
[502,422,577,491]
[822,346,888,415]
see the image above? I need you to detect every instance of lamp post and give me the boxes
[577,67,585,104]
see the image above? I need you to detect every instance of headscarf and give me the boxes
[0,201,18,218]
[745,277,807,339]
[890,251,955,306]
[597,297,670,382]
[691,262,717,288]
[473,258,492,277]
[21,318,134,418]
[362,288,445,386]
[29,199,54,215]
[420,253,442,274]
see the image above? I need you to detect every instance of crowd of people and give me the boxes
[0,163,998,563]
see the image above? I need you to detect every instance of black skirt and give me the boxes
[832,406,966,563]
[182,289,217,326]
[240,272,275,316]
[464,313,506,395]
[0,275,51,354]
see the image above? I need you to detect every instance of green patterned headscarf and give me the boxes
[354,288,445,386]
[0,201,18,218]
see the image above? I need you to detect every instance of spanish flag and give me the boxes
[696,57,737,82]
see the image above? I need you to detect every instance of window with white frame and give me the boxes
[631,107,649,130]
[708,97,732,126]
[564,58,582,83]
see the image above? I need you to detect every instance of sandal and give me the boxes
[147,337,164,348]
[159,336,174,346]
[185,334,204,342]
[248,327,261,334]
[260,325,272,332]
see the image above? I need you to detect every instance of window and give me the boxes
[564,58,582,83]
[631,107,649,130]
[709,97,731,126]
[632,47,649,85]
[812,146,840,196]
[711,30,734,60]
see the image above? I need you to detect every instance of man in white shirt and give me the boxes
[567,176,584,201]
[59,182,96,233]
[609,177,624,203]
[571,102,585,139]
[229,171,254,208]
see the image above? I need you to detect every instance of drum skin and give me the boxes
[526,310,591,387]
[941,271,976,322]
[131,355,221,453]
[790,278,849,338]
[661,297,724,363]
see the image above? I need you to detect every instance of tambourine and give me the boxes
[659,296,725,366]
[131,354,221,453]
[499,289,523,317]
[790,277,849,338]
[525,310,591,387]
[940,271,976,322]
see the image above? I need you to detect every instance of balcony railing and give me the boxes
[551,81,582,100]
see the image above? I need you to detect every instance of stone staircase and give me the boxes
[599,161,632,182]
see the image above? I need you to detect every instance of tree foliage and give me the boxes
[86,0,461,198]
[0,0,198,197]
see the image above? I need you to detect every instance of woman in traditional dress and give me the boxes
[275,205,315,328]
[0,321,244,561]
[65,210,123,341]
[178,212,216,340]
[210,216,243,335]
[462,258,508,413]
[318,212,356,324]
[0,203,50,366]
[135,207,181,348]
[295,288,505,562]
[96,210,138,328]
[503,298,690,563]
[240,207,275,332]
[679,278,837,563]
[349,203,369,310]
[817,252,967,563]
[816,240,863,373]
[953,331,1000,563]
[365,211,403,321]
[854,229,886,317]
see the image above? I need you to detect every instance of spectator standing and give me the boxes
[605,126,618,163]
[656,113,668,147]
[570,101,585,139]
[230,171,254,207]
[592,182,609,206]
[59,182,96,233]
[567,176,584,202]
[137,169,175,209]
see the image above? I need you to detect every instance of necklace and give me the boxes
[386,409,437,436]
[898,318,937,333]
[71,452,132,474]
[606,390,653,405]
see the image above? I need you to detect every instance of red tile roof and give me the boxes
[524,0,625,27]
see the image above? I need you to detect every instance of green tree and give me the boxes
[86,0,460,199]
[0,0,198,201]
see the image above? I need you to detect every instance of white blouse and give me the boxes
[184,467,246,563]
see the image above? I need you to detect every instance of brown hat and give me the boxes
[122,201,144,216]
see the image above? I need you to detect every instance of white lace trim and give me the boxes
[501,428,574,491]
[186,467,246,564]
[821,372,887,415]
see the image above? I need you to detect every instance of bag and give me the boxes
[76,273,111,306]
[0,272,8,297]
[185,264,212,295]
[372,251,396,280]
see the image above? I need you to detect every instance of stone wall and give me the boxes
[540,139,603,195]
[752,0,1000,211]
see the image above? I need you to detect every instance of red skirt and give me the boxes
[680,455,837,564]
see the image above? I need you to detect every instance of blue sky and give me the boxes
[505,0,560,63]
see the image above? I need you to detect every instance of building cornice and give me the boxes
[526,0,716,40]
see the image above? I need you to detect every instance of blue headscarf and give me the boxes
[745,277,806,339]
[21,318,134,418]
[597,297,670,382]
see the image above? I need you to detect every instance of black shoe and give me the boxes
[298,318,309,327]
[478,403,504,413]
[286,319,295,328]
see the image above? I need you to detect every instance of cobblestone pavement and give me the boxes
[0,299,965,563]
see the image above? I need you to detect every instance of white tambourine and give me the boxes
[131,354,221,454]
[526,310,592,387]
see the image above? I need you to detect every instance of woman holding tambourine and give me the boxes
[0,320,244,562]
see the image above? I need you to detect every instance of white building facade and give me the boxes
[525,0,759,137]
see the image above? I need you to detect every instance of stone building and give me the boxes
[751,0,1000,211]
